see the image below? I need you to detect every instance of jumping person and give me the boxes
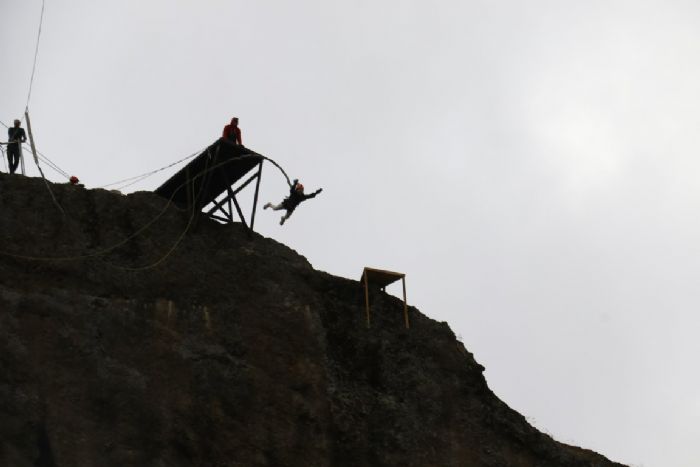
[222,117,242,145]
[6,119,26,174]
[264,179,322,225]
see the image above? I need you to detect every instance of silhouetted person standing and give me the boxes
[222,117,242,145]
[7,119,26,174]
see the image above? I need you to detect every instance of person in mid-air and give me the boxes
[6,119,26,174]
[264,179,322,225]
[222,117,242,145]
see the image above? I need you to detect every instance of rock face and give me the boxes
[0,173,625,467]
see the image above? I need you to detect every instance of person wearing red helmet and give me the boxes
[263,179,322,225]
[222,117,242,145]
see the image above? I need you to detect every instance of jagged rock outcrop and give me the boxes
[0,173,626,466]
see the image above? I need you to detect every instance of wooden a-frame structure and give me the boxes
[361,267,410,329]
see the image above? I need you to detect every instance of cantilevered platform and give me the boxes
[154,138,264,231]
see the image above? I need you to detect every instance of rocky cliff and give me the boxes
[0,173,625,466]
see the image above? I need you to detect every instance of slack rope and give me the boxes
[25,110,65,215]
[0,153,282,264]
[104,148,214,271]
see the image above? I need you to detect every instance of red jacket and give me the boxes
[222,119,242,145]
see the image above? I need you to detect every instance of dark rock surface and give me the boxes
[0,173,626,466]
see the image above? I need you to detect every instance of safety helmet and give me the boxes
[70,176,80,185]
[295,183,304,192]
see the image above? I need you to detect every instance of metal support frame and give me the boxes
[205,160,264,234]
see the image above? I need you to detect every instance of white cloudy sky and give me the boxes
[2,1,699,466]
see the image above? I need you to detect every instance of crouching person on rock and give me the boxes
[263,179,322,225]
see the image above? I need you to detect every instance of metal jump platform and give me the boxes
[154,138,264,231]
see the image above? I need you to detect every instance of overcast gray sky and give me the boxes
[3,1,699,466]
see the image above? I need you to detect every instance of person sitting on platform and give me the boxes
[263,179,322,225]
[6,119,26,175]
[222,117,242,145]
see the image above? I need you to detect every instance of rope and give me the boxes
[98,144,292,191]
[221,145,291,186]
[108,184,199,271]
[0,153,284,264]
[98,147,203,190]
[112,147,293,272]
[0,165,196,262]
[35,161,65,214]
[25,0,46,111]
[0,119,71,180]
[25,109,65,215]
[104,149,212,271]
[260,153,292,187]
[35,151,70,179]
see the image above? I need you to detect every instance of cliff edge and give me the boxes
[0,173,625,466]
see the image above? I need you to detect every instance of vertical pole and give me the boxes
[250,160,263,231]
[185,167,192,213]
[23,111,39,167]
[1,145,7,172]
[402,276,409,329]
[363,269,371,328]
[23,110,64,214]
[19,145,25,175]
[231,194,248,229]
[23,111,41,176]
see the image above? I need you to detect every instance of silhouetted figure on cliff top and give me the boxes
[6,119,26,175]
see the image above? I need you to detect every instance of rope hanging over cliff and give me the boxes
[99,145,292,191]
[0,152,289,266]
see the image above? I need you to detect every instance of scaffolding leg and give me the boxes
[250,161,263,232]
[402,277,409,329]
